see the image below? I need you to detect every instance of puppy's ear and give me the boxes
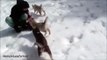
[40,4,42,7]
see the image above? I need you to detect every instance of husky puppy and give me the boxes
[28,17,51,36]
[32,4,46,16]
[33,28,53,60]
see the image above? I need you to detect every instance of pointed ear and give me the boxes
[32,5,34,7]
[40,4,42,7]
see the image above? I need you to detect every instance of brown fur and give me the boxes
[28,17,51,36]
[33,28,53,60]
[32,4,46,16]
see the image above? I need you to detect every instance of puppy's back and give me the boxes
[32,28,47,45]
[33,28,53,60]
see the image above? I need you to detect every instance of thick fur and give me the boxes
[40,52,52,60]
[28,17,51,36]
[32,4,46,16]
[32,28,53,60]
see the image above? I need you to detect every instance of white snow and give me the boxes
[0,0,107,60]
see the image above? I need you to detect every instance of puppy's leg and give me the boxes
[44,30,47,36]
[50,55,54,60]
[33,42,38,48]
[47,28,51,35]
[34,42,36,46]
[45,28,51,37]
[45,46,53,60]
[35,42,43,48]
[34,10,36,13]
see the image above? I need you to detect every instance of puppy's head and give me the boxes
[32,4,38,9]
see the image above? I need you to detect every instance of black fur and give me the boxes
[32,28,52,57]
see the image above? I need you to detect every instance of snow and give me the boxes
[0,0,107,60]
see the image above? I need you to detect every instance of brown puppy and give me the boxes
[28,17,51,36]
[32,4,46,16]
[32,28,53,60]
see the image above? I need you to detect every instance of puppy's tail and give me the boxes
[43,16,48,25]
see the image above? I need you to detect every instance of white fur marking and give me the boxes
[40,52,51,60]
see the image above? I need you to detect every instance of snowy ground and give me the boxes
[0,0,107,60]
